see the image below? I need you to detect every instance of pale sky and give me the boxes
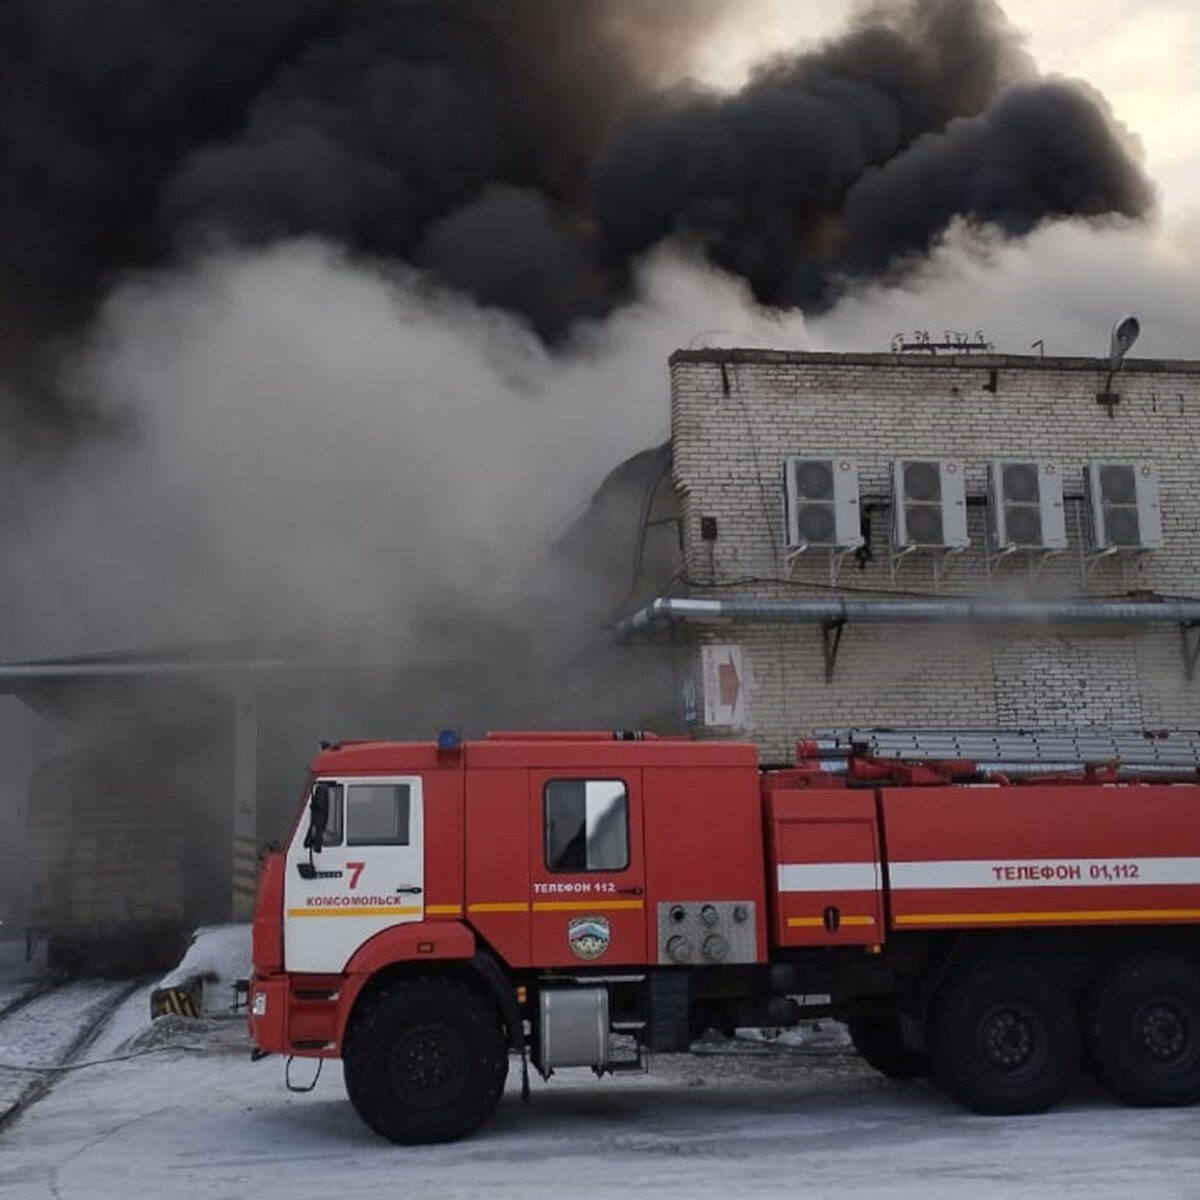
[693,0,1200,215]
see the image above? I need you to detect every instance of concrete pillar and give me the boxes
[231,693,258,921]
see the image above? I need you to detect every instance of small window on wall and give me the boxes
[544,779,629,872]
[347,783,411,846]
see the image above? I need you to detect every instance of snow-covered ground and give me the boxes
[0,981,133,1116]
[156,923,250,1013]
[1,931,1197,1199]
[0,990,1197,1200]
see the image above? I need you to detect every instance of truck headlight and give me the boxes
[252,992,268,1017]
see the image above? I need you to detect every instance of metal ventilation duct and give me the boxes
[616,596,1200,638]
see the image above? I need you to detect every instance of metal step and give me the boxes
[558,975,646,985]
[811,728,1200,769]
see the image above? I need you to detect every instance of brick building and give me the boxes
[619,349,1200,761]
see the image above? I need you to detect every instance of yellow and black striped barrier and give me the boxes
[150,977,203,1019]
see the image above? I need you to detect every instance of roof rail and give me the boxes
[484,730,660,742]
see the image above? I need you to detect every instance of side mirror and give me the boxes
[304,783,332,853]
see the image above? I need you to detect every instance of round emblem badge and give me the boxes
[567,915,611,960]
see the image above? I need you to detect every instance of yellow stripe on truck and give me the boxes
[787,914,876,928]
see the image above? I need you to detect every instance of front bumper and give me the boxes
[247,972,342,1058]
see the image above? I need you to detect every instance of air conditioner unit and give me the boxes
[890,457,968,550]
[1084,461,1163,550]
[987,460,1067,551]
[782,457,862,551]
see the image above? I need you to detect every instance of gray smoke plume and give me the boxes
[1,0,1152,391]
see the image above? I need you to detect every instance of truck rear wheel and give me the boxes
[847,1014,927,1080]
[1088,954,1200,1107]
[932,963,1080,1114]
[343,977,509,1144]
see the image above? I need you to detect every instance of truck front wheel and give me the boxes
[343,977,509,1144]
[932,963,1080,1114]
[1088,954,1200,1107]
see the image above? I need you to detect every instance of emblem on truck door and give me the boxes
[568,915,611,960]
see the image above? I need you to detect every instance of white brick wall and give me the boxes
[669,351,1200,759]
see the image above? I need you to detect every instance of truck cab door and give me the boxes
[529,769,647,967]
[283,776,424,973]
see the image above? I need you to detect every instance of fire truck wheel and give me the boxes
[343,977,509,1144]
[932,963,1080,1115]
[1088,954,1200,1107]
[847,1015,927,1080]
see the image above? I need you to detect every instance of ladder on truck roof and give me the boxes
[808,728,1200,777]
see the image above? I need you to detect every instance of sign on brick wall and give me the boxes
[702,644,749,727]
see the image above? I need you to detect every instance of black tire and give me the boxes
[1088,954,1200,1107]
[931,963,1080,1115]
[343,977,509,1144]
[847,1014,927,1080]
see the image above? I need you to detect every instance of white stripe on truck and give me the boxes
[777,857,1200,894]
[777,862,880,892]
[888,857,1200,890]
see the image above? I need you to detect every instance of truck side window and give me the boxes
[346,784,411,846]
[544,779,629,872]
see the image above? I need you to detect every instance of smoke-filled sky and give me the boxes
[701,1,1200,215]
[0,0,1197,662]
[0,0,1154,349]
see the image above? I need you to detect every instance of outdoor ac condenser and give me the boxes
[890,457,969,550]
[988,460,1067,551]
[782,457,862,551]
[1084,461,1163,551]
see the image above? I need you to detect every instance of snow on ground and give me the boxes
[156,923,250,1014]
[0,1018,1197,1200]
[85,983,157,1059]
[0,983,128,1066]
[88,924,251,1057]
[0,979,46,1018]
[0,982,132,1113]
[735,1020,851,1050]
[1,936,1196,1197]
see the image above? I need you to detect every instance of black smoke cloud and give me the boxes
[834,79,1152,288]
[0,0,1153,363]
[593,2,1152,306]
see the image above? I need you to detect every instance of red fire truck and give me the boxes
[247,728,1200,1144]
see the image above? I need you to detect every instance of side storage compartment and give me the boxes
[765,786,885,948]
